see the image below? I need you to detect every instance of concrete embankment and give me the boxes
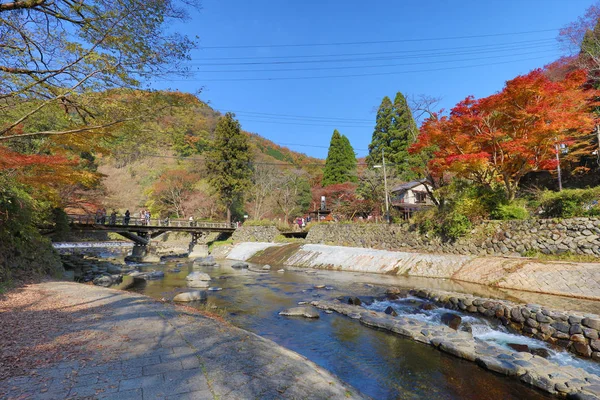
[223,242,600,300]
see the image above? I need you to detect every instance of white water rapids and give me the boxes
[364,297,600,376]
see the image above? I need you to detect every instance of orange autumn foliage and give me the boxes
[411,68,599,200]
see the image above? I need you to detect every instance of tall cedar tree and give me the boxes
[322,130,357,186]
[341,134,358,182]
[206,113,252,222]
[366,92,419,180]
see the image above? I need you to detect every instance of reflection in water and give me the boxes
[125,258,553,400]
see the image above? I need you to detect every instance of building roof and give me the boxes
[390,179,429,193]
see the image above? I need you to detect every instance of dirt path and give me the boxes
[0,281,365,399]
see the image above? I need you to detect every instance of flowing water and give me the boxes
[106,256,576,400]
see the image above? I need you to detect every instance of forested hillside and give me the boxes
[96,91,323,220]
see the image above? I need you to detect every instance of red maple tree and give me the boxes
[411,68,598,200]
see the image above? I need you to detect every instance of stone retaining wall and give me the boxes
[409,288,600,360]
[231,225,280,243]
[305,218,600,258]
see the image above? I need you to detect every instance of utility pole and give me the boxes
[555,142,563,192]
[374,150,390,223]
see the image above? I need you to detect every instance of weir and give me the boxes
[66,214,235,261]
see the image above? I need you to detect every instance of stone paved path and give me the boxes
[0,282,365,399]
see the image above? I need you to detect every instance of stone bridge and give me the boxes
[66,214,236,261]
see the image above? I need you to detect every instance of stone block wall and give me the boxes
[231,225,280,243]
[305,218,600,258]
[410,288,600,359]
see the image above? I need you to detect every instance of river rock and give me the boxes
[508,343,530,353]
[530,348,550,358]
[193,256,218,267]
[173,291,207,302]
[93,274,122,287]
[208,287,222,291]
[106,264,123,274]
[186,272,211,281]
[262,264,272,270]
[441,313,462,330]
[347,296,362,306]
[384,306,398,316]
[231,262,248,269]
[187,280,210,288]
[277,269,285,273]
[279,306,319,318]
[386,287,401,295]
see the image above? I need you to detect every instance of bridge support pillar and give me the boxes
[188,232,208,259]
[124,233,161,263]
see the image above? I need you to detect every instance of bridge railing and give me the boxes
[66,214,236,229]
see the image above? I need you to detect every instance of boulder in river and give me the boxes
[106,264,123,274]
[93,274,122,287]
[231,262,249,269]
[262,264,272,270]
[530,347,550,358]
[507,343,530,353]
[384,306,398,317]
[187,280,210,288]
[173,291,207,302]
[420,303,436,311]
[347,296,362,306]
[441,313,462,330]
[279,306,319,319]
[193,256,218,267]
[186,272,211,281]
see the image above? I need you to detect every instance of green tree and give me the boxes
[322,130,357,186]
[366,92,419,180]
[206,113,252,222]
[0,0,199,142]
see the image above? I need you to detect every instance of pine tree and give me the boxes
[366,92,419,180]
[322,130,357,186]
[206,112,252,222]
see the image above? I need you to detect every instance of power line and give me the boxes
[219,110,372,123]
[157,55,555,82]
[240,118,372,128]
[199,28,559,49]
[192,49,558,73]
[192,38,556,61]
[191,43,557,66]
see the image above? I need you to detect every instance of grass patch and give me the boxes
[523,250,599,263]
[274,235,305,243]
[207,237,232,252]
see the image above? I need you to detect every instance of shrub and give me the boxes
[439,211,472,241]
[243,219,275,227]
[491,203,529,220]
[538,187,600,218]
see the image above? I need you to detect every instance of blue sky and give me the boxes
[153,0,595,159]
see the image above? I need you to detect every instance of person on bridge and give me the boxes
[109,210,117,225]
[145,210,151,225]
[189,216,194,227]
[124,210,130,225]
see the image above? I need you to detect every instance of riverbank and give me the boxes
[0,281,364,400]
[217,242,600,301]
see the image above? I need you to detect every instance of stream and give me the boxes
[114,255,579,400]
